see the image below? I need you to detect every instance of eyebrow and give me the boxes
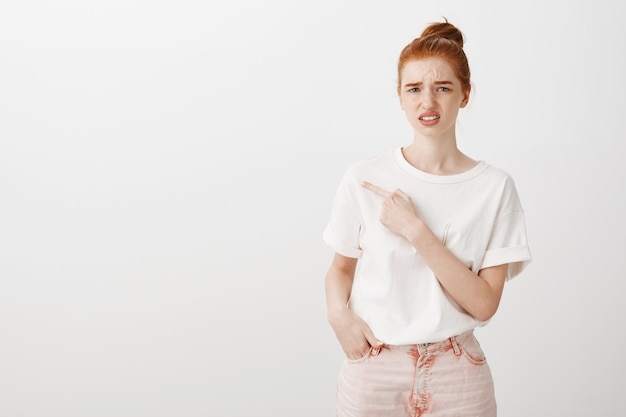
[403,80,455,88]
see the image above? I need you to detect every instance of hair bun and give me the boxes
[420,19,464,48]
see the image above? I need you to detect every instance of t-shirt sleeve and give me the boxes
[322,170,362,259]
[480,176,532,280]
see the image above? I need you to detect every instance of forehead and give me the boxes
[400,57,458,85]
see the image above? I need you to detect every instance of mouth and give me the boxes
[419,115,440,121]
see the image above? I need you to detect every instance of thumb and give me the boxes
[362,325,383,348]
[396,189,411,201]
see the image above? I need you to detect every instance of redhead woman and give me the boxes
[323,19,532,417]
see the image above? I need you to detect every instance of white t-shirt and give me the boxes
[323,148,532,345]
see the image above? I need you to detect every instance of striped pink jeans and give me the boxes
[336,330,497,417]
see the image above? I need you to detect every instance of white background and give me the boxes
[1,1,624,416]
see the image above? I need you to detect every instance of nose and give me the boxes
[421,91,435,109]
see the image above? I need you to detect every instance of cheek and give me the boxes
[399,94,414,111]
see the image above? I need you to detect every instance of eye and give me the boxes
[437,87,450,92]
[407,87,419,93]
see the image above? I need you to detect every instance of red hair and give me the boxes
[397,19,471,94]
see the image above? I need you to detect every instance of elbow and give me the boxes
[468,277,505,322]
[470,302,500,322]
[473,310,495,323]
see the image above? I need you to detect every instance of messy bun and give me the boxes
[397,18,471,94]
[420,20,465,48]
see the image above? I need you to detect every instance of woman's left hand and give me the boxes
[361,181,421,239]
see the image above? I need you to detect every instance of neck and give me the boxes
[402,133,476,175]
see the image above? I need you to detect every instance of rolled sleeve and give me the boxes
[482,245,532,280]
[323,169,363,258]
[323,224,362,258]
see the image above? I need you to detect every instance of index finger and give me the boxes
[361,181,391,198]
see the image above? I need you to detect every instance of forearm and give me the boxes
[325,265,353,319]
[406,220,503,321]
[324,255,383,356]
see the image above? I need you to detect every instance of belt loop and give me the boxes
[450,336,461,356]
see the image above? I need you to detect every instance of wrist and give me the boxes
[405,217,428,243]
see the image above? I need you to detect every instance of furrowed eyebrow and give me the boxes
[403,80,454,88]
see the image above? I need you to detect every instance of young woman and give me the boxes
[323,20,532,417]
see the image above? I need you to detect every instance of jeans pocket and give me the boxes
[457,335,487,365]
[346,347,373,364]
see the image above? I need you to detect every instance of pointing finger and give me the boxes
[361,181,391,198]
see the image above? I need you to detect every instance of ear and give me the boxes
[460,85,471,108]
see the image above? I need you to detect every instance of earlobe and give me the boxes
[460,87,471,108]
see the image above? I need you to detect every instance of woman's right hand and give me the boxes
[328,307,383,360]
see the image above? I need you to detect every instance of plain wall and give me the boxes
[1,1,625,416]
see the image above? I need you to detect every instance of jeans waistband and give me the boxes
[380,329,474,356]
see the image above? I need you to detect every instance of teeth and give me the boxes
[421,115,438,121]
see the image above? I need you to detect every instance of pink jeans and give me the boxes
[336,330,497,417]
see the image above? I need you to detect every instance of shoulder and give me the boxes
[479,163,525,211]
[330,150,395,198]
[479,163,518,188]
